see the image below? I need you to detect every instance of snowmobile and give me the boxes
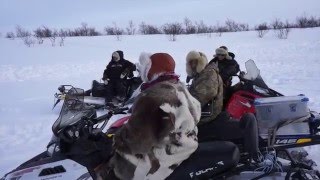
[224,60,320,150]
[3,60,320,180]
[107,60,320,179]
[1,87,240,180]
[53,76,142,109]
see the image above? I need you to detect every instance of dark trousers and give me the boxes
[105,80,126,102]
[198,113,259,159]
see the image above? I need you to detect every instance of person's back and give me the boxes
[186,51,223,124]
[102,52,201,180]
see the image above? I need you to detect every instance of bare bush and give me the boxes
[49,30,58,46]
[195,20,213,34]
[255,23,269,38]
[275,28,290,39]
[139,22,162,34]
[224,19,249,32]
[59,36,65,46]
[238,23,250,31]
[126,20,136,35]
[184,18,197,34]
[162,22,183,41]
[15,25,31,38]
[296,15,319,28]
[214,23,228,37]
[34,26,53,39]
[6,32,15,40]
[225,19,238,32]
[271,19,284,29]
[105,23,124,40]
[23,36,35,47]
[67,23,101,36]
[58,29,67,46]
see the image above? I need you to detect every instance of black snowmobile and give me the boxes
[2,87,240,180]
[53,76,142,109]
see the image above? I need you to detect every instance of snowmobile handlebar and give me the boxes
[60,107,129,143]
[93,107,129,123]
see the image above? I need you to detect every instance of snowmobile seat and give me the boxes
[166,141,240,180]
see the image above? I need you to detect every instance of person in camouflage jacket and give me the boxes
[186,51,223,124]
[186,51,261,162]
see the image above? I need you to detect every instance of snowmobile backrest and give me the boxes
[167,141,240,180]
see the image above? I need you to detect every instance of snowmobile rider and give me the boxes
[186,50,261,162]
[98,52,201,180]
[102,50,136,104]
[209,46,240,104]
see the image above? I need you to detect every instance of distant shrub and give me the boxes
[195,20,213,34]
[296,15,319,28]
[15,25,31,38]
[183,18,197,34]
[70,23,101,36]
[162,22,183,41]
[139,22,162,34]
[126,20,136,35]
[6,32,15,40]
[22,36,35,47]
[255,23,269,38]
[105,23,124,41]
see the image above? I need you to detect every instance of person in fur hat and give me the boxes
[185,51,261,164]
[98,53,201,180]
[209,46,240,106]
[102,50,136,104]
[186,50,223,124]
[209,47,239,88]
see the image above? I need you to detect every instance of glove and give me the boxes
[239,71,246,78]
[104,79,109,85]
[186,76,192,83]
[120,69,130,79]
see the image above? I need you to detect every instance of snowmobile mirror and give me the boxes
[243,59,260,81]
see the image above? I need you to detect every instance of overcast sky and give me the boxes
[1,0,320,32]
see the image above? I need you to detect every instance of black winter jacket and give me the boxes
[102,51,136,81]
[209,55,240,87]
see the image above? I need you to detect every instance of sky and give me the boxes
[1,0,320,33]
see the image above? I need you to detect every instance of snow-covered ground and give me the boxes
[1,28,320,176]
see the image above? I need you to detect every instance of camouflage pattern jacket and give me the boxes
[189,62,223,124]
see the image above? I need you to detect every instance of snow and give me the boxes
[1,28,320,176]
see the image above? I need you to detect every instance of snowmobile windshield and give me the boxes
[52,88,94,135]
[243,60,269,89]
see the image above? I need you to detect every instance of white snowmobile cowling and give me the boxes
[4,159,90,180]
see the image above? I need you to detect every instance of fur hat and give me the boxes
[214,48,232,60]
[138,52,175,82]
[112,51,121,61]
[186,51,208,76]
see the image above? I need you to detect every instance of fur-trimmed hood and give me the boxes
[186,51,208,76]
[138,52,176,82]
